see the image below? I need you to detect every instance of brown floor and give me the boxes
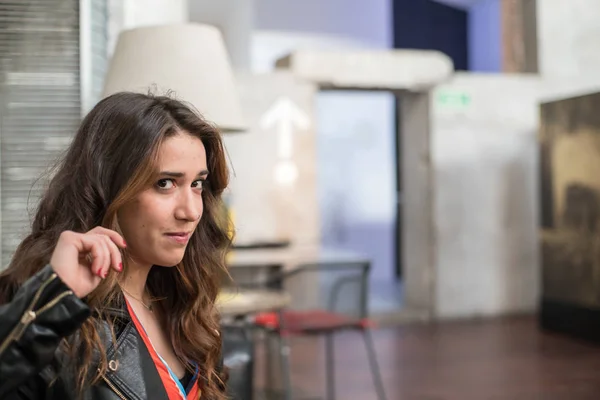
[254,316,600,400]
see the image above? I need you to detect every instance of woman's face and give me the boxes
[118,132,207,268]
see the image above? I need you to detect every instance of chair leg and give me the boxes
[362,329,387,400]
[325,333,336,400]
[278,334,293,400]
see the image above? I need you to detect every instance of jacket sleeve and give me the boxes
[0,264,91,398]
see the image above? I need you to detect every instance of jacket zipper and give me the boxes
[0,273,73,357]
[101,375,130,400]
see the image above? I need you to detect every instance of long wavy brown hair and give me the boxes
[0,92,232,399]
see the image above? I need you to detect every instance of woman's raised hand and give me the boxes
[49,227,127,298]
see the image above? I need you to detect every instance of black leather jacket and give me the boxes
[0,264,218,400]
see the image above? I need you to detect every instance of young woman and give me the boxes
[0,92,231,400]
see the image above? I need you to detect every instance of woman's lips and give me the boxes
[164,232,190,244]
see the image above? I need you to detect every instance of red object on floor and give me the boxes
[254,310,376,334]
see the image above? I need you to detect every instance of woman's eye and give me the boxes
[156,179,175,190]
[192,179,204,189]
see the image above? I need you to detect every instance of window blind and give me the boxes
[0,0,107,268]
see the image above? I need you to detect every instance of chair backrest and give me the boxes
[284,261,371,320]
[225,258,372,320]
[222,263,281,290]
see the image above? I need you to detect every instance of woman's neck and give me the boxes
[120,260,152,300]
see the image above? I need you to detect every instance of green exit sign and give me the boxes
[438,91,471,107]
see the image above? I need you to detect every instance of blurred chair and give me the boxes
[249,261,387,400]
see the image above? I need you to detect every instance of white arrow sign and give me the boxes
[259,97,310,159]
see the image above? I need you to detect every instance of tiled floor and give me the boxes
[253,316,600,400]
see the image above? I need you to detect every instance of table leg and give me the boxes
[265,333,284,390]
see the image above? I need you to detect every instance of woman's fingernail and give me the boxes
[118,262,123,271]
[122,240,127,247]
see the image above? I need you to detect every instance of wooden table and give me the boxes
[225,245,371,396]
[217,289,291,317]
[226,245,370,269]
[224,245,371,312]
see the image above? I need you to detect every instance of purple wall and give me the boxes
[255,0,392,47]
[468,0,502,71]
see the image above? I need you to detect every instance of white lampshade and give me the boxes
[103,23,246,132]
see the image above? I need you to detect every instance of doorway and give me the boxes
[315,90,403,315]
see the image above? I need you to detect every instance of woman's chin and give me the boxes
[153,253,186,268]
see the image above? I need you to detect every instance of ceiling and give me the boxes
[431,0,485,11]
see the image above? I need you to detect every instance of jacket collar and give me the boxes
[97,305,170,400]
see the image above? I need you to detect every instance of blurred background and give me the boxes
[3,0,600,399]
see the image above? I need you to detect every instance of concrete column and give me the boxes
[501,0,538,73]
[467,0,537,73]
[537,0,600,79]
